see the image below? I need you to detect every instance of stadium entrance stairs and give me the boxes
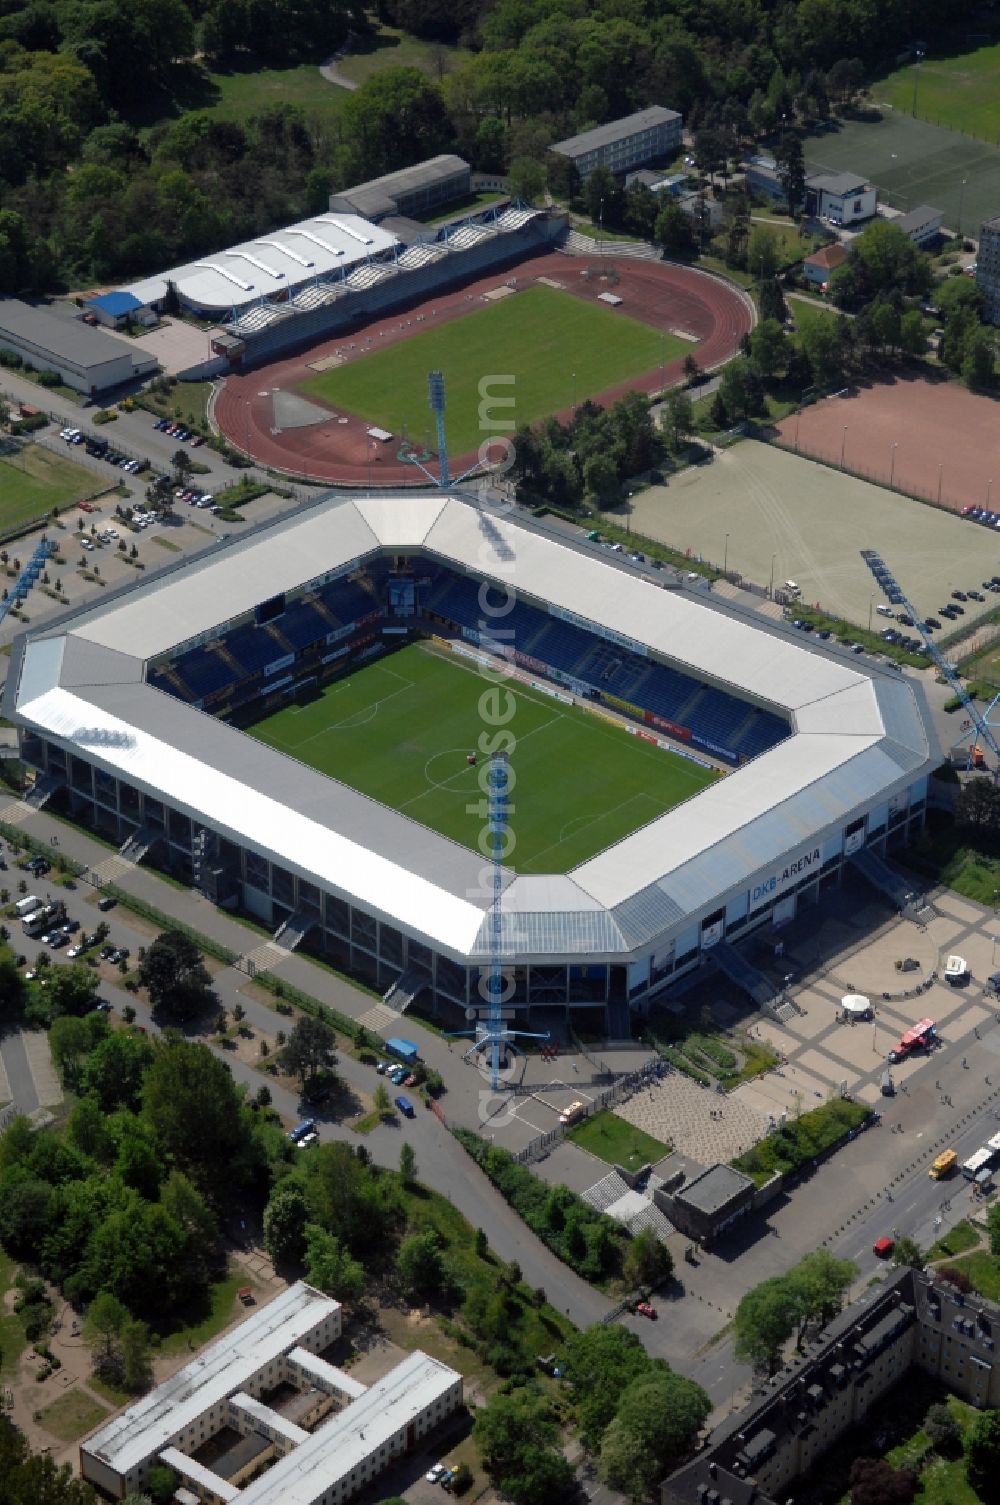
[272,909,315,953]
[24,773,62,810]
[118,825,160,866]
[850,849,934,923]
[606,995,633,1042]
[382,969,427,1014]
[710,941,778,1010]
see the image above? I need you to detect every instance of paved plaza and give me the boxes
[599,878,1000,1177]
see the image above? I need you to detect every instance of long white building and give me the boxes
[80,1282,462,1502]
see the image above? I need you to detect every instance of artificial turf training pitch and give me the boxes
[246,642,717,874]
[298,285,692,455]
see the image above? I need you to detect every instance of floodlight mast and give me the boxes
[451,752,548,1092]
[860,549,1000,770]
[399,371,495,490]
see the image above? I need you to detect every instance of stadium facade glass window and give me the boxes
[380,924,403,968]
[245,851,269,890]
[272,863,295,907]
[144,797,164,829]
[325,894,349,938]
[70,755,93,794]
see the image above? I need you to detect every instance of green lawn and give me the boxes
[787,296,840,335]
[0,1251,25,1379]
[927,1218,980,1262]
[0,442,96,531]
[38,1389,109,1443]
[299,285,692,455]
[941,1250,1000,1301]
[902,812,1000,907]
[751,219,823,268]
[200,63,345,131]
[876,44,1000,140]
[568,1110,671,1171]
[141,380,213,431]
[335,26,472,86]
[423,191,506,225]
[155,1271,249,1356]
[246,641,717,872]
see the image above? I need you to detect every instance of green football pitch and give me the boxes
[298,285,691,455]
[876,43,1000,141]
[246,642,717,873]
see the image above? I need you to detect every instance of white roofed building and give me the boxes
[121,214,400,318]
[7,491,938,1030]
[79,1281,462,1502]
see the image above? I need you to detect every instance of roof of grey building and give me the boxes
[550,106,681,159]
[894,205,942,230]
[0,300,139,372]
[806,171,870,196]
[675,1164,755,1215]
[330,155,470,216]
[664,1269,920,1505]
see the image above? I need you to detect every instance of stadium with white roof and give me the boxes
[6,492,938,1028]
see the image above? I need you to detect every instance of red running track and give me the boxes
[213,253,753,488]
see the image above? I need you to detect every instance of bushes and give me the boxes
[455,1130,624,1284]
[732,1097,869,1181]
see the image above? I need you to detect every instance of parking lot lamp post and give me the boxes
[889,441,897,489]
[989,478,993,508]
[959,179,967,236]
[911,50,924,117]
[769,553,776,599]
[868,595,873,633]
[841,425,847,469]
[724,532,729,574]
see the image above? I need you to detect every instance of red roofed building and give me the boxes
[803,242,849,287]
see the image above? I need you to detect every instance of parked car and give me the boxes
[635,1301,658,1319]
[873,1236,895,1258]
[48,933,68,949]
[97,895,117,911]
[61,919,80,934]
[395,1095,416,1118]
[66,944,84,959]
[426,1466,447,1484]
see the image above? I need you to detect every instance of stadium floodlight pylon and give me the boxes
[399,371,486,491]
[860,548,1000,772]
[451,751,548,1093]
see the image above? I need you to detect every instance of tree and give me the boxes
[747,225,779,283]
[849,1457,917,1505]
[303,1224,365,1303]
[962,334,995,390]
[956,777,1000,835]
[560,1324,651,1444]
[138,931,214,1018]
[48,964,100,1019]
[787,1249,856,1345]
[725,193,750,269]
[662,389,693,453]
[966,1408,1000,1497]
[84,1290,129,1371]
[899,308,926,357]
[718,358,761,422]
[623,1227,673,1289]
[988,1198,1000,1256]
[81,1030,154,1112]
[282,1013,335,1087]
[172,448,192,481]
[774,132,806,216]
[142,1038,253,1201]
[925,1403,961,1457]
[583,453,620,507]
[734,1276,797,1374]
[49,1015,94,1089]
[474,1388,559,1478]
[397,1230,447,1299]
[891,1236,925,1270]
[748,318,787,381]
[399,1142,417,1183]
[263,1183,310,1265]
[654,199,694,258]
[507,157,545,205]
[599,1370,711,1501]
[373,1081,392,1119]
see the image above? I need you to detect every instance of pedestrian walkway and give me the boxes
[357,999,403,1033]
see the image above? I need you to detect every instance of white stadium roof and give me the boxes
[8,493,936,963]
[123,214,400,313]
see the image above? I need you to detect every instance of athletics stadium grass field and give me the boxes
[246,642,717,873]
[298,286,691,455]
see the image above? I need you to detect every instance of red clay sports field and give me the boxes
[213,254,753,487]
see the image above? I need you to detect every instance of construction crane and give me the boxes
[0,537,55,629]
[452,752,548,1093]
[860,549,1000,770]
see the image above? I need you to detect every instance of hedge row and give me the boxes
[731,1096,869,1180]
[454,1128,624,1285]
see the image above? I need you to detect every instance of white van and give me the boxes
[876,604,894,618]
[14,895,41,917]
[784,580,801,596]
